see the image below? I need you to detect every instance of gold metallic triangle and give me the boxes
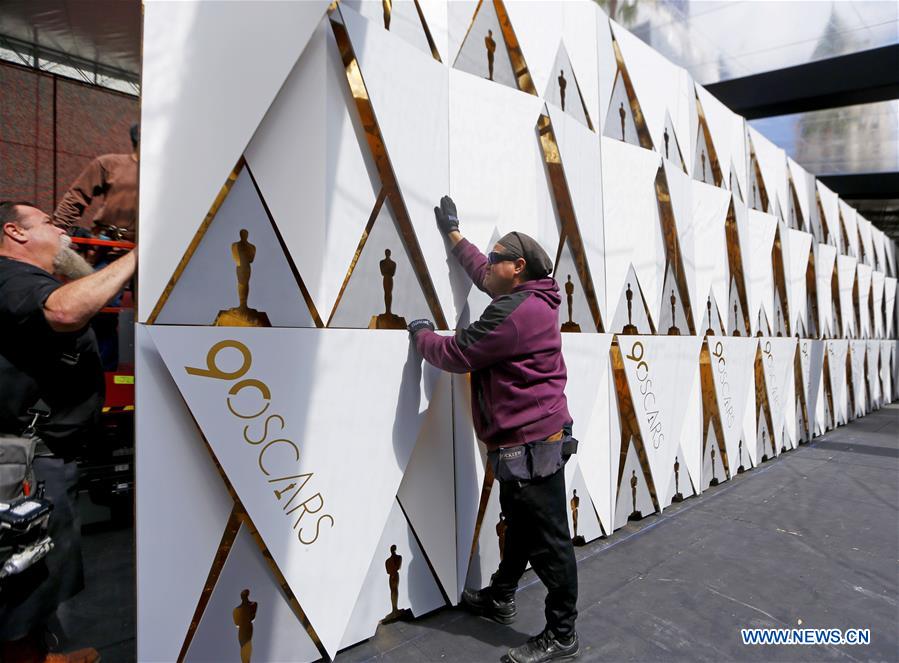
[331,10,449,329]
[608,33,654,151]
[537,110,604,332]
[693,92,724,187]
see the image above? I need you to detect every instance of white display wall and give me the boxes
[137,2,899,660]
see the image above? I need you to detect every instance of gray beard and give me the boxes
[53,237,95,280]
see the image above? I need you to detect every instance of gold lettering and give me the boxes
[299,514,335,545]
[257,438,300,476]
[226,378,272,419]
[243,414,285,445]
[185,339,251,380]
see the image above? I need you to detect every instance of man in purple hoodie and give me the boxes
[408,196,579,663]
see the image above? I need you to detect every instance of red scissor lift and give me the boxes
[71,235,135,523]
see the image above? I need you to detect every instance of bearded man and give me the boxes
[0,201,135,662]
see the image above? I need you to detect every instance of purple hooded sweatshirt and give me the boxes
[414,238,571,450]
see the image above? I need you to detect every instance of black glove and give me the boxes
[434,195,459,235]
[408,318,435,338]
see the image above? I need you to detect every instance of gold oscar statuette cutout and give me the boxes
[561,275,582,333]
[485,29,496,81]
[622,283,639,335]
[693,92,723,186]
[381,544,413,624]
[214,229,272,327]
[233,589,258,663]
[370,248,408,329]
[671,456,684,502]
[667,290,681,335]
[558,68,567,111]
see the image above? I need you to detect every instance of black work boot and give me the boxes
[504,628,579,663]
[460,587,517,624]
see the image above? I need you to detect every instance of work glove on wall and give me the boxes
[434,195,459,235]
[408,318,435,338]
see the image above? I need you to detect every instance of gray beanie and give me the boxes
[497,231,553,279]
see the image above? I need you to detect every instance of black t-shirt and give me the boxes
[0,256,104,451]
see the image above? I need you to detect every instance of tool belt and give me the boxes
[488,424,578,484]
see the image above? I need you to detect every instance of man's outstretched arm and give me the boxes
[435,195,494,297]
[44,249,136,332]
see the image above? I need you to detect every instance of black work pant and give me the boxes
[490,466,578,637]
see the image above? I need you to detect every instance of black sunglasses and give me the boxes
[487,251,519,265]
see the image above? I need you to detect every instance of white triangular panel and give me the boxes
[740,209,778,335]
[596,11,616,132]
[787,158,813,231]
[453,0,518,90]
[857,263,873,339]
[603,72,641,146]
[610,267,655,334]
[657,263,691,335]
[544,44,592,128]
[799,339,825,439]
[707,336,758,481]
[700,425,727,489]
[849,340,867,417]
[689,181,731,332]
[139,0,330,321]
[185,525,321,663]
[389,0,435,56]
[451,372,487,600]
[339,499,445,649]
[449,69,556,325]
[886,277,897,338]
[880,342,893,402]
[748,126,787,220]
[564,460,604,543]
[696,86,734,184]
[827,340,849,425]
[839,200,860,259]
[815,243,837,338]
[866,340,881,407]
[244,20,379,324]
[610,21,693,169]
[397,371,456,601]
[618,335,702,503]
[503,1,562,99]
[837,255,858,338]
[677,369,703,493]
[417,0,449,62]
[660,159,694,326]
[858,216,875,268]
[547,103,605,319]
[786,229,813,335]
[328,203,431,328]
[613,441,655,529]
[872,271,885,339]
[154,168,315,327]
[135,326,235,663]
[816,182,841,252]
[562,0,602,126]
[341,5,457,324]
[148,327,441,658]
[872,227,887,273]
[602,138,664,325]
[562,334,614,535]
[759,337,797,453]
